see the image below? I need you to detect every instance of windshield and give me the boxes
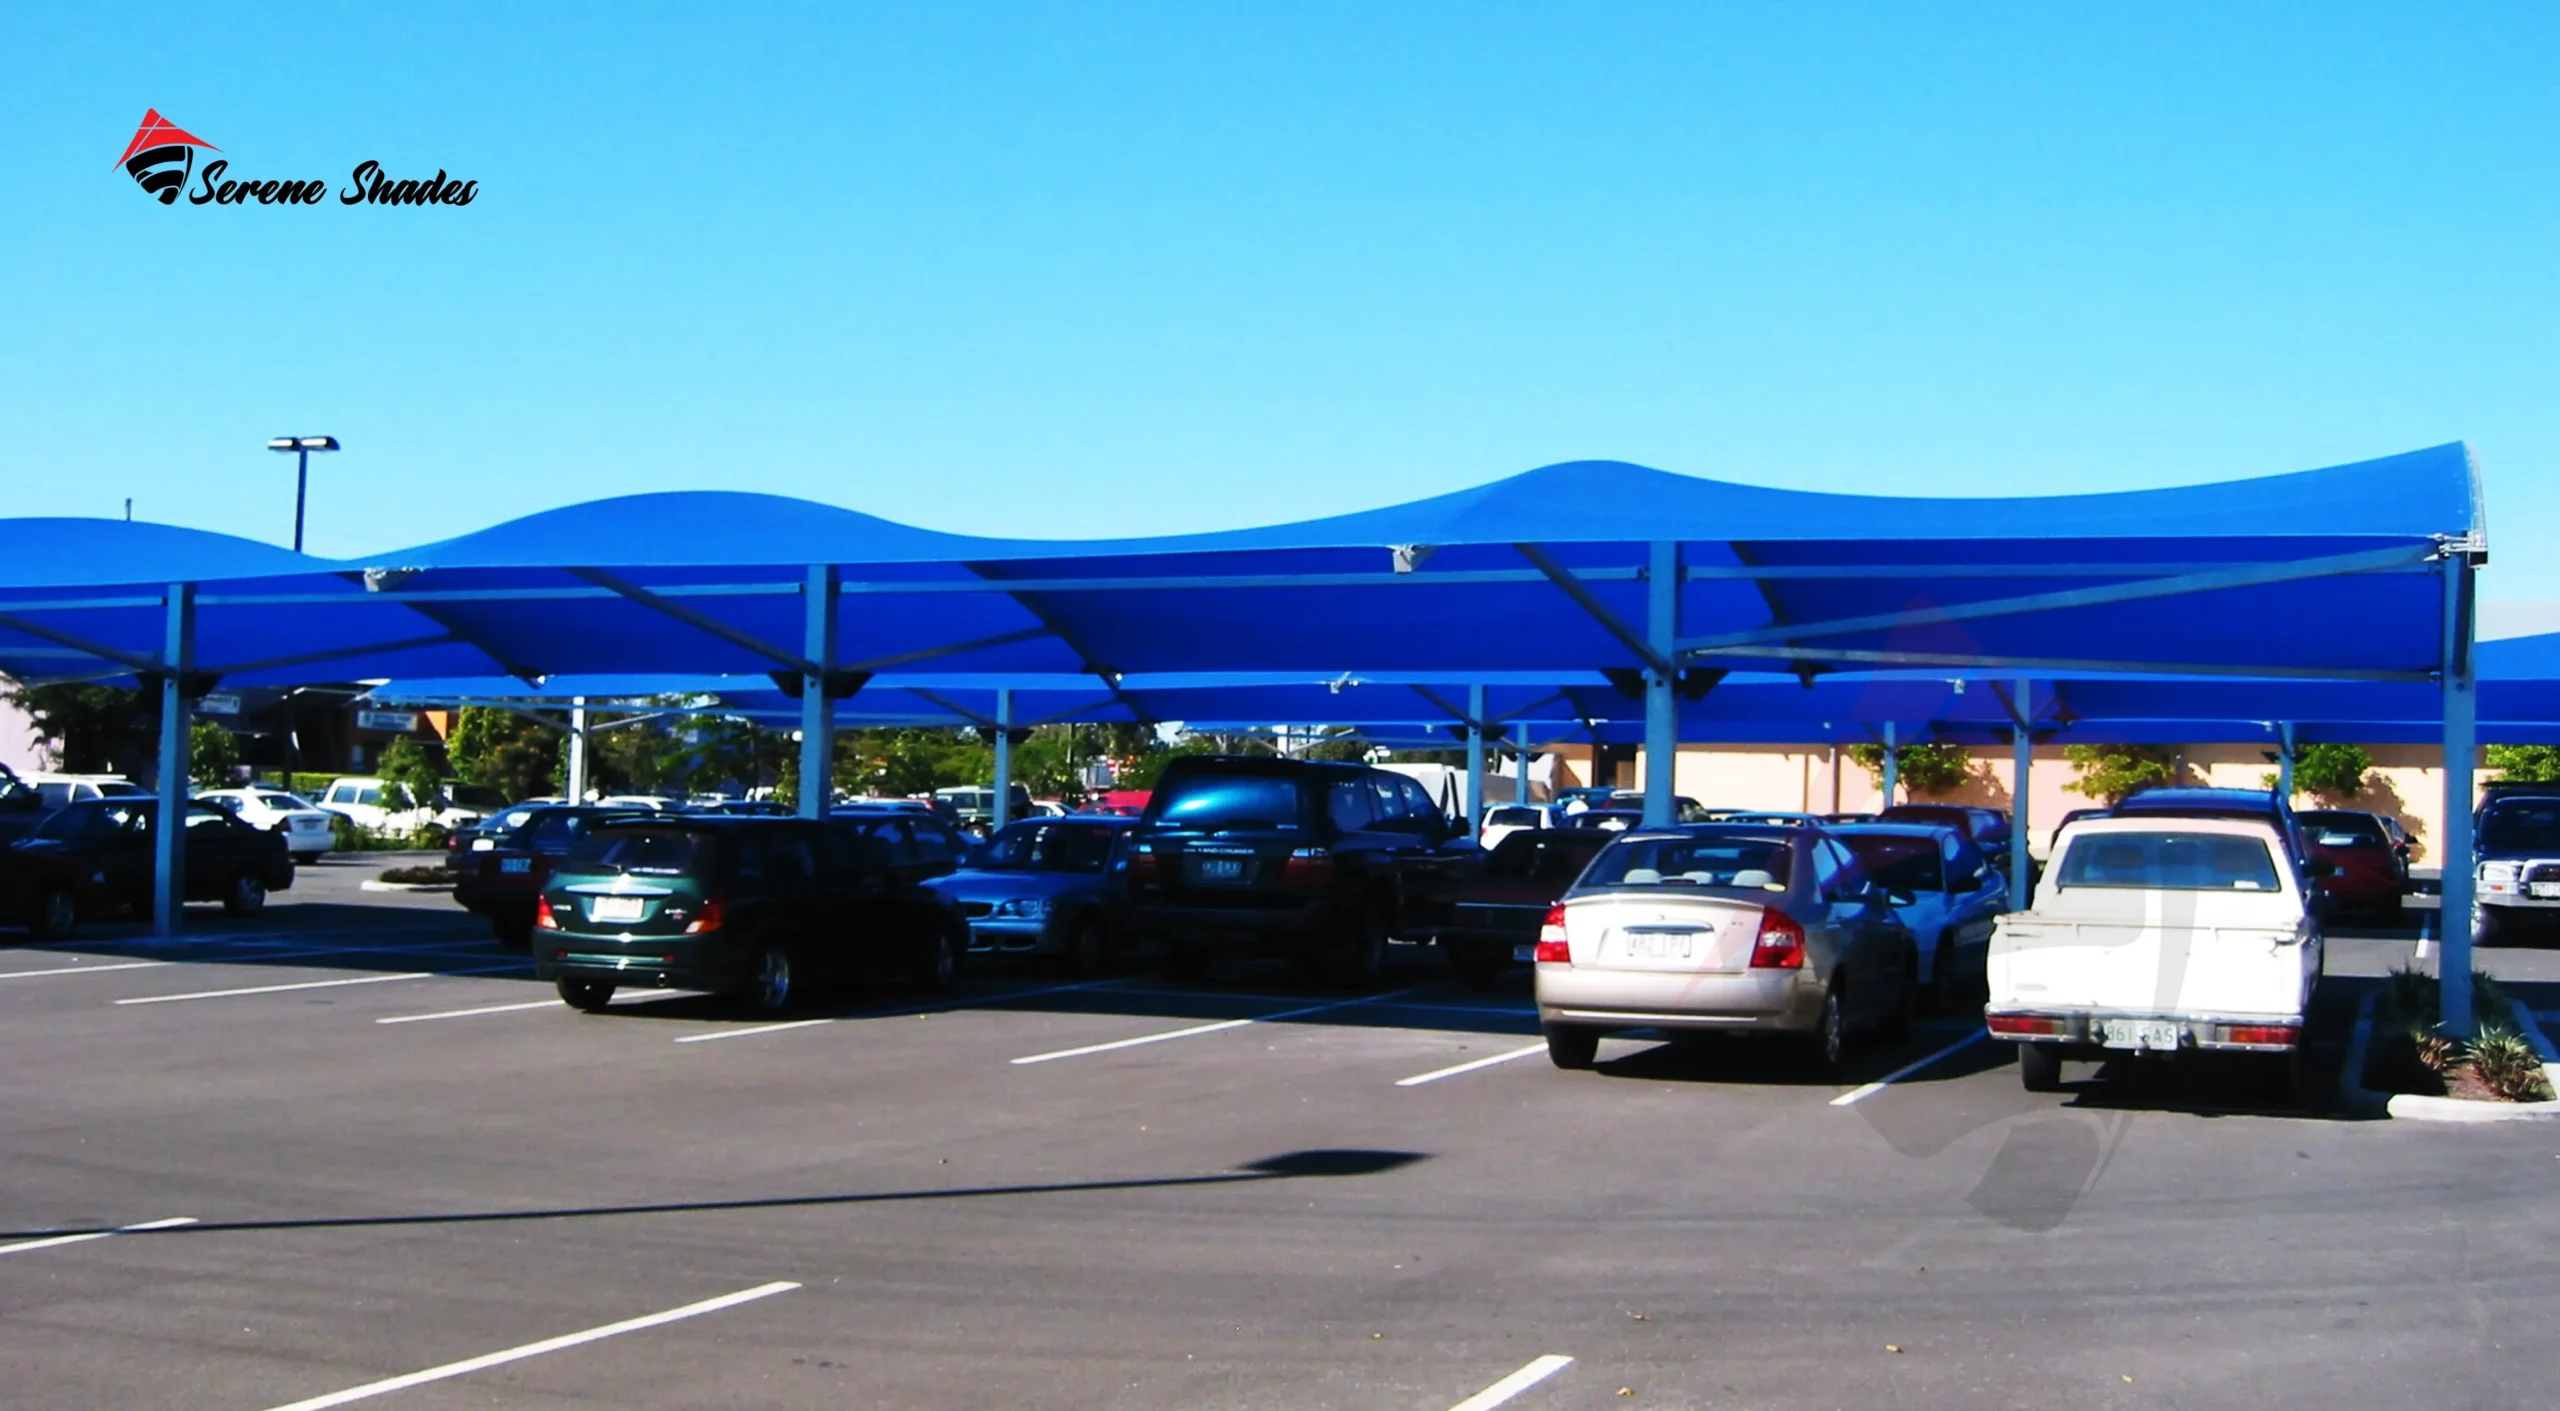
[1579,833,1795,891]
[1481,832,1607,885]
[975,821,1117,872]
[253,792,319,810]
[2056,830,2281,892]
[559,827,712,876]
[2297,811,2385,848]
[1150,771,1305,832]
[1484,806,1543,828]
[1839,833,1942,894]
[2480,801,2560,854]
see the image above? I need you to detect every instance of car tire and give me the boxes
[1544,1023,1601,1070]
[1882,955,1918,1045]
[1451,941,1507,992]
[2017,1041,2064,1093]
[1062,915,1108,979]
[741,940,795,1015]
[223,871,268,917]
[556,978,616,1012]
[912,924,960,992]
[27,886,77,943]
[1808,982,1849,1073]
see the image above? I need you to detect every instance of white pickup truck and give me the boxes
[1986,815,2324,1104]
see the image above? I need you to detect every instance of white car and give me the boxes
[1986,815,2324,1104]
[1478,802,1554,850]
[24,772,151,809]
[197,787,338,859]
[316,777,495,833]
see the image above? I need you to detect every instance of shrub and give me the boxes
[2290,743,2371,801]
[2062,744,2176,803]
[2487,744,2560,784]
[1846,741,1972,797]
[2467,1029,2555,1103]
[188,720,240,788]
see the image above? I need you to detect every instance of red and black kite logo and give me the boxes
[119,110,219,204]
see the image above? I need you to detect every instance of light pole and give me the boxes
[267,435,340,552]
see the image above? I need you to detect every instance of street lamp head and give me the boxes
[269,435,340,452]
[267,437,297,452]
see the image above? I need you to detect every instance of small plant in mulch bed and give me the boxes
[376,865,454,886]
[2364,968,2555,1102]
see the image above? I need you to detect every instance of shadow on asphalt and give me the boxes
[0,1148,1430,1243]
[1588,1025,2010,1091]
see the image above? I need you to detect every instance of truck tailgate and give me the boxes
[1990,913,2311,1018]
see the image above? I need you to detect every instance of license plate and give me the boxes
[500,858,531,874]
[2101,1019,2182,1051]
[1198,858,1246,880]
[588,895,645,924]
[2531,883,2560,899]
[1624,932,1695,960]
[1512,943,1535,962]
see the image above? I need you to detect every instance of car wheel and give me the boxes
[1063,915,1107,979]
[912,924,959,992]
[2017,1041,2063,1093]
[27,886,77,942]
[223,871,268,917]
[1809,982,1849,1072]
[1544,1023,1601,1070]
[556,977,616,1012]
[1451,941,1507,992]
[741,941,795,1015]
[1882,954,1918,1045]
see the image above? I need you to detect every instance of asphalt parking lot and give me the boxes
[4,859,2559,1410]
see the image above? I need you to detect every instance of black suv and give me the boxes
[1124,756,1478,984]
[535,816,968,1015]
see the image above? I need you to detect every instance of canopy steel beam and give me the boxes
[369,591,550,684]
[1404,684,1495,736]
[963,561,1146,717]
[0,611,159,673]
[209,632,462,678]
[904,688,996,729]
[152,584,194,939]
[1515,544,1675,679]
[567,567,817,674]
[1676,544,2438,656]
[836,625,1053,674]
[1682,644,2435,683]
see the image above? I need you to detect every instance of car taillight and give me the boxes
[1748,908,1806,969]
[1987,1014,2060,1036]
[1533,904,1571,963]
[535,894,560,930]
[2223,1024,2300,1046]
[684,896,725,935]
[1128,845,1160,885]
[1281,848,1334,888]
[446,833,463,853]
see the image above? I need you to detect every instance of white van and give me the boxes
[317,777,496,833]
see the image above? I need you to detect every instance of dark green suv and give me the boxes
[534,816,968,1014]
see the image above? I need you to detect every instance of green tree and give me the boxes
[4,682,155,774]
[1848,740,1973,797]
[445,707,561,803]
[2062,743,2177,803]
[376,735,445,813]
[2488,744,2560,784]
[2289,743,2372,801]
[187,720,239,788]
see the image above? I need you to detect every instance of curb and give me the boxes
[2335,992,2560,1122]
[360,879,454,894]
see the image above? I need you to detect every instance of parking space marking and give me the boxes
[113,964,526,1007]
[1396,1041,1551,1087]
[0,1216,196,1258]
[1446,1353,1575,1411]
[0,960,174,981]
[673,978,1124,1045]
[1010,986,1426,1065]
[1828,1030,1989,1107]
[375,999,564,1024]
[259,1280,800,1411]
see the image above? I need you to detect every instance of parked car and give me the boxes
[196,787,337,859]
[829,805,973,884]
[933,783,1034,834]
[1435,828,1615,989]
[1830,822,2009,1011]
[1877,803,2020,876]
[2294,808,2409,924]
[3,798,294,939]
[1535,824,1920,1071]
[1987,814,2324,1104]
[594,793,687,812]
[315,776,492,833]
[924,815,1134,974]
[534,816,968,1014]
[2471,787,2560,941]
[1477,802,1554,850]
[1123,755,1481,984]
[1565,808,1646,833]
[1604,790,1708,822]
[23,772,150,809]
[2108,787,2311,864]
[455,805,651,946]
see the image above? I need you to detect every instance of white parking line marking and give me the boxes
[1446,1353,1574,1411]
[1396,1041,1551,1087]
[1011,986,1426,1065]
[0,1216,196,1257]
[674,979,1123,1045]
[0,960,174,981]
[375,999,562,1024]
[114,964,524,1006]
[258,1280,800,1411]
[1828,1030,1989,1107]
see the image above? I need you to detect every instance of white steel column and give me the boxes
[1880,721,1899,806]
[1513,721,1532,804]
[1466,684,1487,835]
[2277,721,2296,799]
[152,583,195,939]
[2011,680,2033,906]
[1642,541,1679,829]
[566,697,590,802]
[798,564,839,819]
[991,688,1015,832]
[2439,552,2479,1036]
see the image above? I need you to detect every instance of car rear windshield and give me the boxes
[2056,830,2281,892]
[1839,833,1942,893]
[1484,806,1544,828]
[1881,805,1970,833]
[1578,834,1795,891]
[2480,801,2560,854]
[559,827,713,876]
[2296,812,2386,848]
[976,821,1116,873]
[1481,831,1608,885]
[1149,771,1306,832]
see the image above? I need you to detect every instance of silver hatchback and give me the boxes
[1534,826,1919,1072]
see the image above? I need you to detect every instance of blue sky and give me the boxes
[4,3,2553,602]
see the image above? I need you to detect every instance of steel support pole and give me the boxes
[152,583,195,939]
[798,565,839,820]
[292,447,310,553]
[1466,684,1488,835]
[2440,553,2479,1036]
[992,688,1015,832]
[566,698,589,802]
[2277,721,2296,799]
[1880,721,1899,806]
[2011,680,2033,907]
[1642,541,1679,829]
[1513,721,1531,804]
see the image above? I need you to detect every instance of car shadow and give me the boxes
[1588,1023,2009,1090]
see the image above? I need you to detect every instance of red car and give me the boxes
[1433,829,1615,989]
[2295,809,2409,923]
[454,805,648,947]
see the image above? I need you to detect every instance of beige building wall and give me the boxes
[1555,739,2490,865]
